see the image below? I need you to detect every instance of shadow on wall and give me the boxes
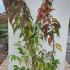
[66,19,70,64]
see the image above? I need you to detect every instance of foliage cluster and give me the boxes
[3,0,61,70]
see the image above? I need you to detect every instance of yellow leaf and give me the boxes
[55,43,62,51]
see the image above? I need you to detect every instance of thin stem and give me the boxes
[52,35,55,54]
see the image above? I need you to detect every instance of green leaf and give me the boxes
[17,47,23,54]
[19,32,23,38]
[13,65,18,70]
[20,67,25,70]
[9,55,21,62]
[10,55,16,61]
[26,68,30,70]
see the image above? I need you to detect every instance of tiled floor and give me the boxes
[65,61,70,70]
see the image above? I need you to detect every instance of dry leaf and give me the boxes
[55,43,62,51]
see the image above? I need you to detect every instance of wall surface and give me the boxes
[0,0,5,13]
[9,0,70,70]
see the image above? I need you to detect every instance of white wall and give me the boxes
[0,0,5,13]
[52,0,70,70]
[9,0,70,70]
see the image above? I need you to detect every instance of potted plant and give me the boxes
[3,0,61,70]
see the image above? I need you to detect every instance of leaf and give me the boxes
[55,43,62,51]
[9,55,21,62]
[39,34,43,40]
[48,35,53,45]
[26,68,30,70]
[53,26,60,37]
[52,18,61,28]
[42,24,49,39]
[32,32,37,38]
[20,67,25,70]
[17,47,25,55]
[9,55,16,61]
[19,32,23,38]
[13,65,18,70]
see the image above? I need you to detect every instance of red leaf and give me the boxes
[47,8,55,12]
[41,3,48,12]
[41,23,49,32]
[38,10,46,20]
[48,35,53,45]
